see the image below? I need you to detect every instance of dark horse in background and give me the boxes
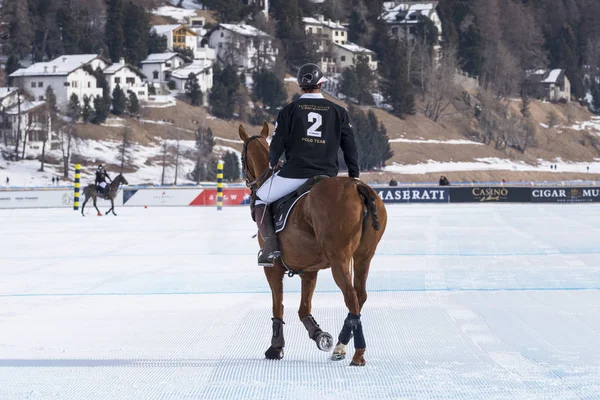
[240,122,387,366]
[81,174,128,216]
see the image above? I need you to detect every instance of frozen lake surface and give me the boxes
[1,204,600,399]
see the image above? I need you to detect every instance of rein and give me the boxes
[242,136,272,190]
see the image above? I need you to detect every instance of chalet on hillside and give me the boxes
[526,69,571,102]
[381,1,442,41]
[206,24,277,70]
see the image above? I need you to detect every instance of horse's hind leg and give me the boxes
[93,197,101,216]
[264,262,286,360]
[299,271,333,352]
[81,195,88,216]
[330,256,367,366]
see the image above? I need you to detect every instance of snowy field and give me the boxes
[1,204,600,399]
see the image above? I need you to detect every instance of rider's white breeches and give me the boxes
[255,173,308,205]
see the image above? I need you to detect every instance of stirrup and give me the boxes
[258,249,281,267]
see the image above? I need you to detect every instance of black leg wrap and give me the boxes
[338,313,360,345]
[271,318,285,349]
[352,318,366,349]
[301,314,322,340]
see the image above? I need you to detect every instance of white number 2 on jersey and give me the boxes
[307,112,322,137]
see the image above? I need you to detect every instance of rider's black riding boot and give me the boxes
[253,204,281,267]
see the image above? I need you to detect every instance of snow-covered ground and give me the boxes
[384,157,600,175]
[168,0,204,10]
[389,138,484,145]
[0,138,241,188]
[1,204,600,399]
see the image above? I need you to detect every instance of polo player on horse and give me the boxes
[95,165,112,199]
[253,63,360,267]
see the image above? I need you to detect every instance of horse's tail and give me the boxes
[356,182,380,231]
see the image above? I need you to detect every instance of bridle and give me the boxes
[241,135,272,191]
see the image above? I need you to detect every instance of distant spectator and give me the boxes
[389,178,398,187]
[439,175,450,186]
[501,179,506,184]
[52,177,55,185]
[56,176,60,185]
[587,166,590,172]
[5,177,9,185]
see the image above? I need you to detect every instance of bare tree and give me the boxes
[161,139,168,185]
[59,124,75,178]
[14,91,22,161]
[173,129,181,185]
[423,45,460,122]
[39,111,50,172]
[117,125,133,172]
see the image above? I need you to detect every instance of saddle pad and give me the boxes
[273,191,310,233]
[271,175,329,233]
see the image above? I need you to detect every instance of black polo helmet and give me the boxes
[297,63,328,88]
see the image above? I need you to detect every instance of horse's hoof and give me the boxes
[350,348,366,366]
[331,352,346,361]
[315,332,334,352]
[265,346,284,360]
[349,359,366,366]
[97,212,102,216]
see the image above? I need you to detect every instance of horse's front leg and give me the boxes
[93,197,101,216]
[264,260,285,360]
[299,271,333,352]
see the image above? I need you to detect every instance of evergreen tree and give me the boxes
[92,95,108,124]
[5,55,21,80]
[223,151,240,181]
[56,0,80,54]
[252,69,287,114]
[209,65,241,119]
[379,40,415,118]
[67,93,81,121]
[106,0,125,62]
[190,127,216,183]
[1,0,33,59]
[348,106,392,170]
[123,2,150,65]
[186,73,203,106]
[29,0,62,61]
[340,66,360,100]
[354,55,376,105]
[148,29,168,54]
[94,66,111,114]
[45,87,57,113]
[272,0,317,70]
[520,87,531,118]
[82,95,92,123]
[111,84,127,115]
[592,83,600,114]
[127,92,140,115]
[202,0,248,22]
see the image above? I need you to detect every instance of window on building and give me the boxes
[309,27,313,34]
[138,91,145,95]
[115,77,121,84]
[333,58,337,63]
[126,77,135,84]
[72,81,78,88]
[88,82,91,88]
[220,31,224,37]
[31,82,36,88]
[318,28,322,35]
[153,71,159,79]
[38,82,44,87]
[335,31,339,36]
[341,56,346,62]
[166,62,172,68]
[39,96,44,101]
[392,27,398,35]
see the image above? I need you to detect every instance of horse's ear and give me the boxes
[239,124,250,142]
[260,121,269,139]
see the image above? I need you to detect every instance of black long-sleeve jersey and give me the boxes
[269,93,360,179]
[95,170,111,184]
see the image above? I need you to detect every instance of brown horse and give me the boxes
[240,122,387,366]
[81,174,128,216]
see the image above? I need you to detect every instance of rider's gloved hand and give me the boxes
[270,160,284,173]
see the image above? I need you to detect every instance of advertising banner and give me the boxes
[450,187,531,203]
[190,188,251,206]
[531,187,600,203]
[376,187,449,203]
[0,189,73,209]
[122,188,202,206]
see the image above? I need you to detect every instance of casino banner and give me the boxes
[190,188,251,206]
[449,186,531,203]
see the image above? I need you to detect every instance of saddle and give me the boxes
[271,175,329,233]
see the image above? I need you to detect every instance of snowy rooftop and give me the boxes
[219,24,271,38]
[0,87,17,99]
[140,53,183,64]
[381,1,439,24]
[9,54,101,77]
[335,42,375,54]
[542,68,563,84]
[303,17,347,30]
[152,24,187,37]
[5,100,45,114]
[152,6,198,24]
[170,60,212,79]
